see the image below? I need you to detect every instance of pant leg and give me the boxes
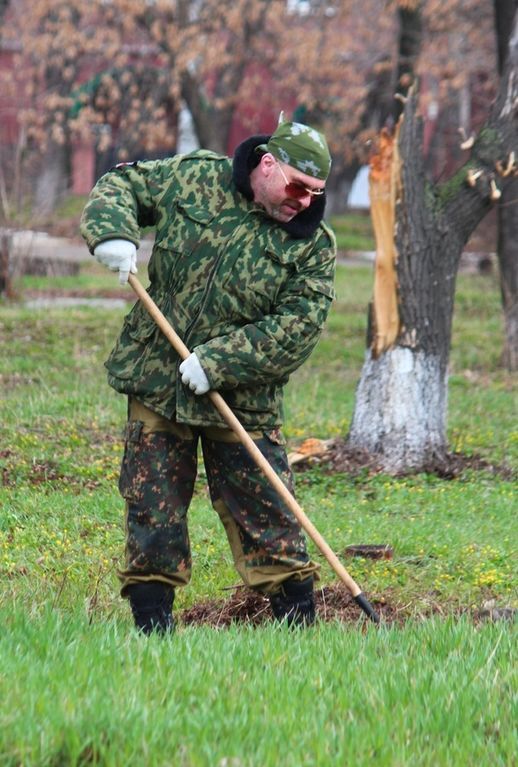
[118,399,199,595]
[201,428,320,595]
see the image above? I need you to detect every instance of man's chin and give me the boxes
[273,204,300,222]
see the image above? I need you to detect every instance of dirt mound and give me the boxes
[421,451,516,480]
[324,441,381,476]
[179,585,516,629]
[292,438,514,481]
[180,584,396,628]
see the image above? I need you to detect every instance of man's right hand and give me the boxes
[94,239,137,285]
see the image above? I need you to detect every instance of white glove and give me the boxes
[94,239,137,285]
[179,353,210,395]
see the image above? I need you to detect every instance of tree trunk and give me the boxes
[34,140,70,216]
[0,231,13,298]
[347,13,518,473]
[494,0,518,370]
[350,348,447,472]
[326,163,359,216]
[394,2,423,121]
[180,70,239,154]
[348,105,461,472]
[498,175,518,370]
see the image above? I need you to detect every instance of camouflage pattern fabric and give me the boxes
[118,399,319,595]
[80,151,336,431]
[255,120,332,180]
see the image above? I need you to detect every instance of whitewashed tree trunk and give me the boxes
[347,11,518,473]
[348,349,447,473]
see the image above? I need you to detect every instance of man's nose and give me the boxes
[299,192,313,208]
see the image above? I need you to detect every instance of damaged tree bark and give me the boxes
[368,128,401,356]
[347,12,518,473]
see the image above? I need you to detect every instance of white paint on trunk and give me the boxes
[348,347,448,473]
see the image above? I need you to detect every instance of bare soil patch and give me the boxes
[292,437,515,481]
[180,584,400,628]
[179,584,516,628]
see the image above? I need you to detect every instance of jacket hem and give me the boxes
[108,380,283,431]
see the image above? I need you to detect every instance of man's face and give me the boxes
[257,156,326,223]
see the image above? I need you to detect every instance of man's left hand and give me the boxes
[179,353,210,395]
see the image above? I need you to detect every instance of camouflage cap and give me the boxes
[257,120,332,180]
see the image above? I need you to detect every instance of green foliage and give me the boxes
[0,263,516,765]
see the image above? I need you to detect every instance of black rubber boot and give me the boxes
[269,576,316,627]
[127,582,175,635]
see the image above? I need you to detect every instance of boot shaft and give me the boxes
[127,582,175,635]
[269,576,315,627]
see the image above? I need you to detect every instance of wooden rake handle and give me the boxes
[128,274,380,623]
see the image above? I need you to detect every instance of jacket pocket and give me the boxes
[125,301,159,343]
[105,301,160,381]
[221,248,294,320]
[151,202,217,294]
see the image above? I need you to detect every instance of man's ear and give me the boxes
[260,152,277,177]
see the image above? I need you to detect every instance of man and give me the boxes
[80,117,336,634]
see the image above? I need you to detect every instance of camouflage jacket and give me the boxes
[80,137,336,429]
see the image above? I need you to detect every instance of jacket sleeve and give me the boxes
[79,159,179,253]
[194,232,336,389]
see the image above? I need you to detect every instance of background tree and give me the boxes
[128,0,280,153]
[70,65,176,173]
[8,1,92,214]
[2,0,389,214]
[275,0,397,212]
[3,0,180,215]
[393,0,423,121]
[347,8,517,473]
[1,0,500,218]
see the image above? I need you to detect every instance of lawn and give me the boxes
[0,256,516,766]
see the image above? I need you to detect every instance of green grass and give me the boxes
[19,269,120,294]
[329,211,375,252]
[53,194,90,221]
[1,611,515,767]
[1,262,516,766]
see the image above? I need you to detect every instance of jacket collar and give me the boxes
[232,134,327,240]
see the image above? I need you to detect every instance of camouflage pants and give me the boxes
[118,398,319,596]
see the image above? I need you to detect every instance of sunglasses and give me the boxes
[275,162,325,201]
